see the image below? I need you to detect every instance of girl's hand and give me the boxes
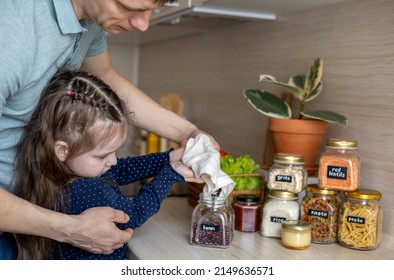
[169,147,185,162]
[170,161,204,183]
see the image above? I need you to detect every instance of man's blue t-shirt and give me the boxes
[0,0,107,192]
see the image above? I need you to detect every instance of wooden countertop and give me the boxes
[126,196,393,260]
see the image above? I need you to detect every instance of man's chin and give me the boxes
[105,26,131,34]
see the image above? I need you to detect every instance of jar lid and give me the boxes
[268,189,298,199]
[282,220,311,231]
[236,194,260,203]
[344,188,382,200]
[326,138,358,149]
[274,153,304,164]
[305,184,339,195]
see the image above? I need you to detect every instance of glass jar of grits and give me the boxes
[268,153,307,193]
[233,195,261,232]
[281,220,311,250]
[337,188,382,250]
[190,191,234,249]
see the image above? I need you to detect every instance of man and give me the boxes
[0,0,217,259]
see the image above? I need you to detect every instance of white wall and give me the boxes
[109,0,394,249]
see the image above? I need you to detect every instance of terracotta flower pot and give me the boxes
[269,118,328,173]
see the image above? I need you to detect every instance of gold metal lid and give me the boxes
[326,138,358,149]
[282,220,311,231]
[268,189,298,199]
[274,153,304,164]
[305,184,339,195]
[344,188,382,200]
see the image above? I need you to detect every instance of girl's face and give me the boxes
[65,130,126,178]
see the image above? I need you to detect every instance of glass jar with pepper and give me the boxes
[190,191,234,249]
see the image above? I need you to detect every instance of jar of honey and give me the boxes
[281,220,311,250]
[233,195,261,232]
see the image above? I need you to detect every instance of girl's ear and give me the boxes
[54,141,69,162]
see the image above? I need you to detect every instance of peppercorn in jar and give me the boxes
[268,153,307,193]
[318,139,361,191]
[301,185,339,244]
[190,191,234,249]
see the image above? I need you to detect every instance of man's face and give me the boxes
[86,0,163,34]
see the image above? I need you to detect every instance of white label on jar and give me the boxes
[270,216,286,223]
[308,209,328,218]
[347,216,365,224]
[275,175,292,183]
[201,224,220,232]
[327,166,348,180]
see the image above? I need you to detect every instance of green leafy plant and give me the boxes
[243,58,347,127]
[220,155,262,191]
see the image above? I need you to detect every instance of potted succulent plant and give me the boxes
[243,58,348,171]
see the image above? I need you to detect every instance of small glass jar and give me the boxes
[260,190,300,238]
[190,191,234,248]
[281,220,311,250]
[301,185,339,244]
[268,153,307,193]
[233,195,261,232]
[318,139,361,191]
[338,188,383,250]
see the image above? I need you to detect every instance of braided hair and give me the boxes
[14,68,130,259]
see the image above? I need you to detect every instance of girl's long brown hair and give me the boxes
[14,68,129,259]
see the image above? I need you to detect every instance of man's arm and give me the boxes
[0,188,133,254]
[81,51,219,149]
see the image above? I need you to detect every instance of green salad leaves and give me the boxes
[220,155,262,191]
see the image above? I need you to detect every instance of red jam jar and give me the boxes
[233,195,261,232]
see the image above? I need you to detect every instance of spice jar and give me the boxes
[233,195,261,232]
[281,220,311,250]
[338,188,383,250]
[190,191,234,248]
[260,190,300,238]
[268,153,307,193]
[301,185,339,244]
[318,139,361,191]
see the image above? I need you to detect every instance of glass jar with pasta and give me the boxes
[301,185,339,244]
[338,188,382,250]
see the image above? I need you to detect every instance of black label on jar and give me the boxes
[347,216,365,224]
[327,166,347,180]
[201,224,220,232]
[308,209,328,218]
[270,216,286,223]
[275,175,292,183]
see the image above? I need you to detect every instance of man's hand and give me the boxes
[66,207,133,254]
[181,130,220,151]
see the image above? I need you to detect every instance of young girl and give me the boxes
[13,69,196,260]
